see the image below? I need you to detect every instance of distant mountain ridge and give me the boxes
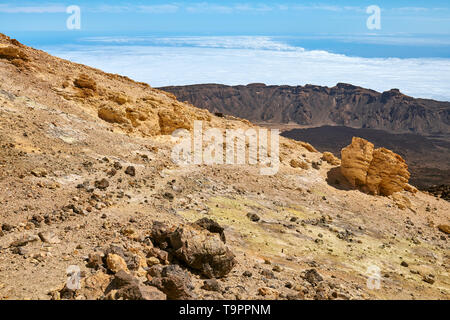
[160,83,450,136]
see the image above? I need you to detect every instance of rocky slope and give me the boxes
[0,34,449,300]
[160,83,450,136]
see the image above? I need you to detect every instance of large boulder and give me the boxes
[340,137,410,196]
[150,222,236,278]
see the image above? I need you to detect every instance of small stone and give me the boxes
[162,192,174,201]
[272,265,282,272]
[201,279,221,292]
[125,166,136,177]
[258,287,279,298]
[121,226,136,236]
[146,257,160,266]
[422,276,435,285]
[247,212,260,222]
[106,253,129,273]
[38,231,61,244]
[86,253,104,269]
[242,271,252,277]
[11,246,29,256]
[113,162,122,170]
[108,270,166,300]
[303,269,323,286]
[312,161,321,170]
[400,261,409,267]
[1,223,13,231]
[10,235,39,247]
[95,179,109,190]
[287,292,304,300]
[260,269,275,279]
[31,168,48,177]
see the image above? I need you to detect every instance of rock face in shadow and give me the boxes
[340,137,410,196]
[160,83,450,136]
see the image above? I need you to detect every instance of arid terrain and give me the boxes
[0,34,449,300]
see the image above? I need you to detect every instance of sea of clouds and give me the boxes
[43,36,450,101]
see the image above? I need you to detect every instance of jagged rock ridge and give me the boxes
[160,83,450,135]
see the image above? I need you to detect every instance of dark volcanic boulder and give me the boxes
[150,222,236,278]
[107,270,166,300]
[148,264,195,300]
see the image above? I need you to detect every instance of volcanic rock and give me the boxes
[150,222,236,278]
[341,137,410,196]
[148,264,195,300]
[106,254,129,273]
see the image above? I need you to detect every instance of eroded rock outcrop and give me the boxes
[0,44,29,69]
[322,152,341,165]
[340,137,410,196]
[366,147,410,195]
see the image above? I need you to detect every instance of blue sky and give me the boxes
[1,0,450,34]
[1,1,450,100]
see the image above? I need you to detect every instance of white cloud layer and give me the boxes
[44,36,450,101]
[2,3,446,14]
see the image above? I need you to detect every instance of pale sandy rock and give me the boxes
[38,231,61,244]
[391,193,412,210]
[322,152,341,165]
[290,159,309,169]
[341,137,410,196]
[366,148,410,196]
[112,94,128,105]
[98,105,131,125]
[258,287,280,299]
[341,137,374,188]
[300,142,318,153]
[106,254,129,273]
[73,73,97,91]
[158,107,193,135]
[404,184,418,194]
[0,45,28,61]
[80,271,111,300]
